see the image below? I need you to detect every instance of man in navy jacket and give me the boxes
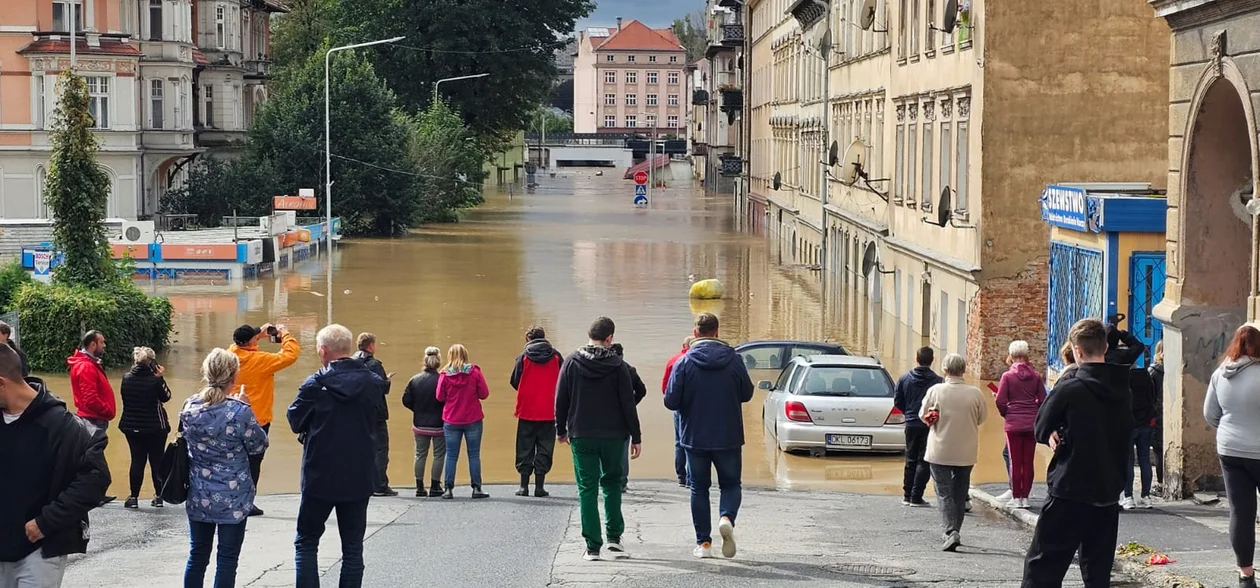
[664,313,754,560]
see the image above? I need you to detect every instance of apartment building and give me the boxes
[0,0,284,222]
[745,0,1169,378]
[572,18,687,135]
[694,1,745,195]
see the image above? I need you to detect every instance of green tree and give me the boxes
[671,10,708,63]
[45,73,115,289]
[528,108,573,134]
[160,156,280,225]
[408,102,489,223]
[268,0,333,73]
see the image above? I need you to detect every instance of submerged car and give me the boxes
[734,340,848,384]
[761,355,904,454]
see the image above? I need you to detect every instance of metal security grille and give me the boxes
[1047,242,1104,370]
[1128,252,1167,368]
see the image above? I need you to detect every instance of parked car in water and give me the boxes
[734,340,849,384]
[761,355,904,455]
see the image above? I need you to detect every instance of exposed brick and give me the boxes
[966,257,1050,380]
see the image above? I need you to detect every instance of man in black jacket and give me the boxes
[893,347,943,507]
[0,344,110,586]
[1023,318,1133,588]
[555,317,642,562]
[610,343,647,493]
[353,332,396,497]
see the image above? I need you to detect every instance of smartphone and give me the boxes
[386,372,396,380]
[987,382,999,396]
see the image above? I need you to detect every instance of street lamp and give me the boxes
[432,73,491,105]
[324,36,405,254]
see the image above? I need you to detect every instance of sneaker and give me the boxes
[249,506,264,517]
[99,496,116,507]
[693,543,713,559]
[965,500,972,512]
[151,497,164,508]
[678,478,688,488]
[995,490,1013,501]
[373,487,399,497]
[583,549,602,562]
[124,497,139,509]
[442,488,454,499]
[1120,496,1136,510]
[901,498,912,506]
[1135,496,1153,509]
[471,487,490,499]
[718,517,737,558]
[606,540,629,559]
[942,532,961,552]
[908,498,931,508]
[1240,574,1257,588]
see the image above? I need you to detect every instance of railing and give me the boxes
[1046,242,1104,370]
[720,88,744,111]
[244,58,271,76]
[523,132,632,146]
[721,24,745,46]
[692,89,710,105]
[719,154,743,177]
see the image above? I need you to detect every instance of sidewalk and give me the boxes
[972,481,1235,588]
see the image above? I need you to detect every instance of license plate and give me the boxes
[826,434,872,447]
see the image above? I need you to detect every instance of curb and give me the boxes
[967,488,1206,588]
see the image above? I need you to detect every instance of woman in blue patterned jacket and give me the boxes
[180,348,269,588]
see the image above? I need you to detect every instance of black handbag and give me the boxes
[157,436,190,505]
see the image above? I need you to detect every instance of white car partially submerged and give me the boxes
[761,355,905,455]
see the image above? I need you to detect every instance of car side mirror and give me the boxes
[758,380,772,390]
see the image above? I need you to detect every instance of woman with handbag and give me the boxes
[180,348,269,588]
[120,346,172,509]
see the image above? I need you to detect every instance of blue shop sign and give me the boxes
[1041,185,1101,233]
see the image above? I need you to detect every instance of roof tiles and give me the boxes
[596,20,685,52]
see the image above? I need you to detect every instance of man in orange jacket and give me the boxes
[229,323,300,516]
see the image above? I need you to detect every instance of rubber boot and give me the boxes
[415,480,425,497]
[429,480,444,498]
[535,473,550,498]
[515,474,530,497]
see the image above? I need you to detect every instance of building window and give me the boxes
[668,94,679,106]
[34,75,45,128]
[646,115,657,128]
[646,94,657,106]
[668,71,679,84]
[926,0,936,53]
[86,76,110,129]
[626,71,637,84]
[605,54,614,62]
[148,0,163,40]
[894,123,904,203]
[940,121,951,198]
[178,77,189,128]
[647,71,658,84]
[906,122,917,203]
[233,84,242,128]
[626,115,637,128]
[922,122,933,204]
[649,55,657,63]
[150,79,164,129]
[910,0,920,55]
[53,0,83,32]
[172,0,183,42]
[204,84,214,127]
[604,115,616,128]
[668,115,679,128]
[604,70,616,83]
[215,6,226,48]
[897,0,907,58]
[670,55,678,63]
[604,93,615,105]
[626,94,637,106]
[956,120,969,211]
[627,55,636,63]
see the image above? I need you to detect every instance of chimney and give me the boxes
[617,17,623,31]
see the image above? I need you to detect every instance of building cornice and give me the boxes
[1151,0,1260,29]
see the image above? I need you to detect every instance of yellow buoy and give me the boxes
[689,279,725,300]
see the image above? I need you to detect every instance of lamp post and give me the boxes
[432,73,491,105]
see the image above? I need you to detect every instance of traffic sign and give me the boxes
[633,171,648,185]
[633,194,648,206]
[634,184,648,197]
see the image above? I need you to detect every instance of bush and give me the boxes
[0,262,34,312]
[14,281,173,372]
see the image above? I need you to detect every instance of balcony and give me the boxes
[718,154,743,177]
[717,0,743,7]
[692,90,710,106]
[243,57,271,78]
[720,24,745,47]
[719,88,743,111]
[691,142,708,156]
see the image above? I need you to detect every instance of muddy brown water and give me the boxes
[36,173,1042,497]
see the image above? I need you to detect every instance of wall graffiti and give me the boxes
[1178,309,1246,392]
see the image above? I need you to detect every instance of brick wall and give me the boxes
[966,257,1050,380]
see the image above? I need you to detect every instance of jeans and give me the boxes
[1125,426,1153,498]
[571,437,625,551]
[673,412,689,484]
[1022,496,1119,588]
[185,519,248,588]
[413,434,446,484]
[515,419,556,476]
[443,421,484,489]
[1221,455,1260,568]
[373,421,390,490]
[686,447,743,545]
[124,430,167,498]
[294,495,370,588]
[902,426,930,501]
[0,550,67,588]
[1007,431,1036,500]
[1002,443,1011,480]
[929,464,972,536]
[248,423,271,486]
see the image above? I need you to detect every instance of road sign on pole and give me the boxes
[633,183,648,207]
[633,171,648,185]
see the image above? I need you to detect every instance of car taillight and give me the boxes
[885,406,906,425]
[785,401,812,423]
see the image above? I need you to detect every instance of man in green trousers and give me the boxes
[555,316,643,562]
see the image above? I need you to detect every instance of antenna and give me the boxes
[858,0,888,32]
[860,241,896,278]
[773,172,782,191]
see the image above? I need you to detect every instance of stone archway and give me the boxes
[1156,52,1259,497]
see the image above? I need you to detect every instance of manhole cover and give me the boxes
[825,563,915,578]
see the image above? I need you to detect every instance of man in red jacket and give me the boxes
[509,326,562,497]
[67,329,117,505]
[662,336,694,487]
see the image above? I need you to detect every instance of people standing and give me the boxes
[664,313,753,559]
[996,341,1045,509]
[0,321,29,377]
[181,348,269,588]
[662,336,695,488]
[893,347,943,508]
[1123,359,1158,510]
[1022,318,1133,588]
[509,327,562,498]
[555,317,641,561]
[920,354,988,552]
[401,347,446,497]
[1149,341,1165,491]
[436,344,490,500]
[68,329,116,506]
[229,323,300,516]
[288,324,383,588]
[352,333,396,498]
[1204,325,1260,588]
[611,343,647,493]
[0,344,109,588]
[119,346,172,510]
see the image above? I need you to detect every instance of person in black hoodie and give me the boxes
[353,332,397,498]
[118,346,171,510]
[893,347,943,507]
[555,317,641,562]
[610,343,647,493]
[402,346,446,497]
[288,324,384,588]
[0,343,110,586]
[1023,318,1133,588]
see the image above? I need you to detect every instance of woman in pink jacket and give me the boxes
[436,344,491,500]
[996,340,1046,509]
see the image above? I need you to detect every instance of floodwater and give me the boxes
[37,173,1040,497]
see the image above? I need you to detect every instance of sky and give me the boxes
[576,0,706,30]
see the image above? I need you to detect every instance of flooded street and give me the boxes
[38,173,1038,497]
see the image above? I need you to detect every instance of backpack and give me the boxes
[156,435,189,504]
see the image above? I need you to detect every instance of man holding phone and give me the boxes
[353,333,396,497]
[229,322,301,516]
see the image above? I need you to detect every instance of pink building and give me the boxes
[573,19,687,135]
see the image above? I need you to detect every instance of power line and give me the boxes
[391,43,543,55]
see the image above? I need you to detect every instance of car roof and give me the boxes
[735,340,847,350]
[793,354,883,368]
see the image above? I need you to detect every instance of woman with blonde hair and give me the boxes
[402,346,447,497]
[435,344,490,499]
[181,348,269,587]
[119,346,172,509]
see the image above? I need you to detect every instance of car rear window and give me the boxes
[797,366,893,398]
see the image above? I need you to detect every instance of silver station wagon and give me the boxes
[761,355,905,455]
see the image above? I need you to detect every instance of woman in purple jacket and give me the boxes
[995,340,1046,509]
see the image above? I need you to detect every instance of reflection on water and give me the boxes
[37,172,1038,497]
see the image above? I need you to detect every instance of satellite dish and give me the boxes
[819,28,833,56]
[838,140,868,185]
[935,186,952,227]
[942,0,959,33]
[828,141,840,167]
[1247,197,1260,216]
[861,241,878,278]
[773,172,782,191]
[860,0,878,30]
